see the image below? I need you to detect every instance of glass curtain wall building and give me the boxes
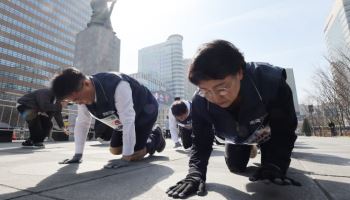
[183,58,197,100]
[324,0,350,58]
[138,34,185,99]
[0,0,91,129]
[0,0,91,101]
[129,72,172,128]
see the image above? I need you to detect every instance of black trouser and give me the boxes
[165,129,171,138]
[225,81,297,175]
[179,127,193,149]
[225,144,252,173]
[110,107,158,152]
[94,121,113,141]
[27,115,53,143]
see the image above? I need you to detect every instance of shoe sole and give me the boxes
[155,127,166,153]
[156,136,166,152]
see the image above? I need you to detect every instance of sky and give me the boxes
[110,0,335,104]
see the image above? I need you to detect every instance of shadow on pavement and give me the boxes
[205,166,350,200]
[0,147,52,155]
[292,151,350,165]
[206,182,250,199]
[175,149,191,155]
[0,156,173,200]
[174,148,224,157]
[293,145,317,150]
[89,143,110,147]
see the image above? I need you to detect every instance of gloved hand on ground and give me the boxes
[166,174,206,199]
[59,153,82,164]
[249,163,301,186]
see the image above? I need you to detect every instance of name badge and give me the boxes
[178,123,192,130]
[91,114,123,130]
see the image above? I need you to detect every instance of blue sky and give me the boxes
[111,0,334,103]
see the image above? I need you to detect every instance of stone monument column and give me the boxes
[74,0,120,75]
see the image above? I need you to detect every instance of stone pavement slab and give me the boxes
[0,137,349,200]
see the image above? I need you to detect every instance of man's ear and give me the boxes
[238,68,243,80]
[83,79,90,87]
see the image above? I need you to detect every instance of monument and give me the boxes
[74,0,120,75]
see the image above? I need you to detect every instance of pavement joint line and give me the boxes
[296,158,333,200]
[0,183,32,193]
[313,179,334,200]
[304,172,350,179]
[4,155,189,198]
[0,183,39,200]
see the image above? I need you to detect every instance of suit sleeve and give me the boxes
[264,78,297,174]
[168,109,180,143]
[53,103,64,128]
[74,105,92,154]
[114,81,136,156]
[188,96,214,181]
[36,91,61,112]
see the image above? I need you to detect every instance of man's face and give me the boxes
[197,70,243,108]
[175,111,188,122]
[64,79,95,105]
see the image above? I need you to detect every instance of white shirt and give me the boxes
[168,100,191,143]
[74,81,136,156]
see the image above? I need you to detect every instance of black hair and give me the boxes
[171,100,188,116]
[51,67,86,100]
[188,40,246,85]
[174,97,181,101]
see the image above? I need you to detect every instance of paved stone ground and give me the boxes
[0,136,349,200]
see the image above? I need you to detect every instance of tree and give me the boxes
[307,49,350,136]
[302,118,312,136]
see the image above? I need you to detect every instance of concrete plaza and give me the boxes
[0,136,349,200]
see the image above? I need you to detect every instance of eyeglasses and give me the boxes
[63,82,85,104]
[198,81,233,100]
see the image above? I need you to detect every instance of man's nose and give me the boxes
[208,94,220,104]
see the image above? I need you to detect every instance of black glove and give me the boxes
[166,174,206,199]
[59,154,82,164]
[249,163,301,186]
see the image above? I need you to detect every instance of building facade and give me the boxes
[285,68,300,116]
[324,0,350,58]
[0,0,91,101]
[138,34,185,99]
[0,0,91,128]
[129,72,172,129]
[183,58,197,100]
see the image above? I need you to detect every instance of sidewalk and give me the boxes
[0,136,349,200]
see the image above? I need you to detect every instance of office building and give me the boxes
[129,72,172,128]
[0,0,91,101]
[324,0,350,58]
[285,68,300,116]
[0,0,91,128]
[183,58,197,100]
[138,34,185,98]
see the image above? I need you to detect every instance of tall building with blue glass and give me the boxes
[0,0,91,101]
[138,34,185,99]
[324,0,350,58]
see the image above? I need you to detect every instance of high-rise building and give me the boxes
[138,34,185,98]
[183,58,197,100]
[285,68,300,116]
[0,0,91,101]
[324,0,350,58]
[129,72,172,129]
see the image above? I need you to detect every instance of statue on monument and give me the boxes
[88,0,117,30]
